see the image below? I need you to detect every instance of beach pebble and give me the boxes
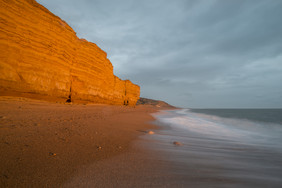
[173,141,183,146]
[34,123,40,126]
[147,131,155,135]
[97,146,102,150]
[49,152,56,156]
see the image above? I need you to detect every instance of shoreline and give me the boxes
[148,108,282,188]
[0,96,170,187]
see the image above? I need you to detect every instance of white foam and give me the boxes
[158,114,244,139]
[154,109,282,148]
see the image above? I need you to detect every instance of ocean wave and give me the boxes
[153,109,282,150]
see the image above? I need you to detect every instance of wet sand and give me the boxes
[0,96,172,187]
[149,110,282,188]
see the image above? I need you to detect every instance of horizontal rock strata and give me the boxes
[0,0,139,106]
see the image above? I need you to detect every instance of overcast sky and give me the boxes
[37,0,282,108]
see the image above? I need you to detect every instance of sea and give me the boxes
[148,109,282,188]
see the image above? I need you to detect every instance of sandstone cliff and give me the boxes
[0,0,139,106]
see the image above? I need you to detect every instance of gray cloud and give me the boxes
[37,0,282,108]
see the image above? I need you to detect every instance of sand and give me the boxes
[0,96,172,187]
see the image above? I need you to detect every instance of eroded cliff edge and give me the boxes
[0,0,139,106]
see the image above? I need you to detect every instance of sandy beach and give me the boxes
[0,96,172,187]
[2,97,282,188]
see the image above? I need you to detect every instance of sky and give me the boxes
[37,0,282,108]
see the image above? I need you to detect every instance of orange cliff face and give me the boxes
[0,0,140,106]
